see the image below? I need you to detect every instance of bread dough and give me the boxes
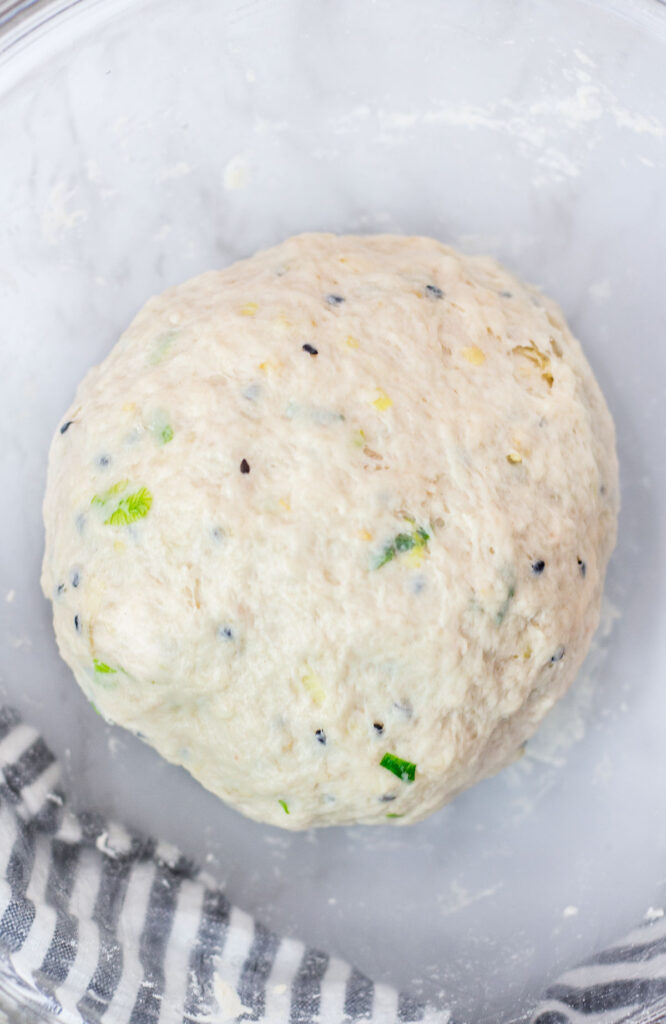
[41,234,619,829]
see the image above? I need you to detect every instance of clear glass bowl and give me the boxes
[1,1,665,1021]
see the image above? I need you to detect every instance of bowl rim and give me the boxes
[0,0,665,58]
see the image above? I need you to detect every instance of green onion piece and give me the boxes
[147,409,174,445]
[149,330,179,365]
[278,799,290,814]
[372,544,393,569]
[373,543,396,569]
[386,812,404,819]
[93,481,152,526]
[104,487,153,526]
[93,660,116,674]
[91,479,129,507]
[372,524,430,570]
[380,752,416,783]
[495,584,516,625]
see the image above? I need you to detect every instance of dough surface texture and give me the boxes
[42,234,619,828]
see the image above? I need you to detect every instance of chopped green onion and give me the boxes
[372,525,429,570]
[92,481,153,526]
[374,543,396,569]
[380,752,416,783]
[149,330,179,365]
[104,487,153,526]
[91,479,129,507]
[386,812,404,819]
[278,799,290,814]
[495,584,516,625]
[93,660,116,674]
[147,409,174,445]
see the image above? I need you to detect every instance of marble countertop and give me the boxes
[0,0,665,1020]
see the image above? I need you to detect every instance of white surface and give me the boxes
[0,0,664,1020]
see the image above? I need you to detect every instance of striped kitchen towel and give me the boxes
[0,707,664,1024]
[0,706,448,1024]
[530,915,666,1024]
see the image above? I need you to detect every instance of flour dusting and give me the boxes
[438,880,504,917]
[223,155,248,191]
[42,183,87,244]
[210,975,250,1022]
[325,72,663,185]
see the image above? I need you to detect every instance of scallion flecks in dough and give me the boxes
[41,233,619,830]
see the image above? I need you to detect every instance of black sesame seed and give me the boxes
[74,615,80,633]
[373,722,384,735]
[379,793,397,802]
[240,459,250,474]
[550,645,565,663]
[60,420,74,434]
[56,583,66,596]
[97,454,111,468]
[219,626,234,641]
[315,728,326,745]
[71,571,80,588]
[326,294,345,305]
[577,558,587,578]
[531,560,546,575]
[302,343,318,356]
[425,284,444,299]
[500,290,513,298]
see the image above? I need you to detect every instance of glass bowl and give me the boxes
[0,0,665,1020]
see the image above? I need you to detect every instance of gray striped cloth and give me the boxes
[0,707,663,1024]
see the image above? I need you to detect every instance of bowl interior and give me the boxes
[0,0,665,1020]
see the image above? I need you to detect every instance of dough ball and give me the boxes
[41,234,618,829]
